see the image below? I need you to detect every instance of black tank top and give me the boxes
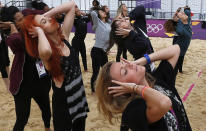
[52,39,89,123]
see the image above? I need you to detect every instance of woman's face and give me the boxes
[92,1,97,6]
[116,18,131,29]
[109,61,145,84]
[122,5,128,12]
[14,12,24,29]
[34,14,59,34]
[104,6,110,13]
[177,12,188,21]
[173,14,179,22]
[75,8,81,16]
[98,10,106,19]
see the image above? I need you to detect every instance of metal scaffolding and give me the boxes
[2,0,206,21]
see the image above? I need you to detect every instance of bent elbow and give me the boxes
[160,96,172,113]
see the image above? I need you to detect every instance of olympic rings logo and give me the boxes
[147,24,163,33]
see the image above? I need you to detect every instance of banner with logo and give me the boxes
[146,19,206,40]
[72,20,206,40]
[136,0,161,9]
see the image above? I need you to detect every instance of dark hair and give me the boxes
[31,0,48,10]
[97,8,109,23]
[164,19,177,33]
[108,20,124,51]
[102,5,110,21]
[92,0,100,7]
[0,6,19,22]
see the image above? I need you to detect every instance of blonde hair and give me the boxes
[116,3,128,18]
[96,62,137,124]
[96,61,156,124]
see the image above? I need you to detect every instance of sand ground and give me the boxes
[0,33,206,131]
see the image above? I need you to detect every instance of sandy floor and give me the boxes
[0,33,206,131]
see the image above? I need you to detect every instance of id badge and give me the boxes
[35,60,47,78]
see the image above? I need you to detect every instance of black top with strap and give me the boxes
[121,60,192,131]
[52,39,89,123]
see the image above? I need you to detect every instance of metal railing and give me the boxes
[3,0,206,21]
[4,0,27,10]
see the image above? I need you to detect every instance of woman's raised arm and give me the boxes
[35,27,52,62]
[134,44,180,69]
[44,1,76,39]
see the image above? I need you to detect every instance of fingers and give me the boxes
[124,17,130,20]
[115,28,124,35]
[111,80,123,86]
[121,58,135,68]
[115,29,128,36]
[121,58,130,64]
[108,86,125,97]
[113,92,125,97]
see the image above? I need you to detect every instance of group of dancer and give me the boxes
[0,0,193,130]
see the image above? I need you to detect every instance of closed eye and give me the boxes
[40,19,47,25]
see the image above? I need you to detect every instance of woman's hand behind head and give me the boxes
[108,80,137,97]
[115,28,131,38]
[28,26,42,38]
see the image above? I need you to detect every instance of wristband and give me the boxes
[144,54,151,64]
[141,86,150,98]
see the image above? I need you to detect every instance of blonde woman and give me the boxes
[115,3,128,62]
[96,44,192,131]
[116,3,128,18]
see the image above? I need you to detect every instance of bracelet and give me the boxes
[141,86,150,98]
[144,54,151,64]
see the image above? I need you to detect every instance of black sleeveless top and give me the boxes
[52,39,89,122]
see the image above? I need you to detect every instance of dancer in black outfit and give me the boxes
[0,30,10,89]
[109,6,155,73]
[72,6,90,71]
[173,7,192,75]
[164,6,192,76]
[21,1,89,130]
[0,5,10,90]
[1,6,52,131]
[115,3,128,62]
[96,45,192,131]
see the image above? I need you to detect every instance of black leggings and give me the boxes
[0,68,8,78]
[13,80,51,131]
[52,91,86,131]
[116,45,127,62]
[72,38,87,70]
[174,55,185,76]
[0,40,10,78]
[91,47,108,92]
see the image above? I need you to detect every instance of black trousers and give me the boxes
[0,40,10,78]
[72,38,87,70]
[174,55,185,77]
[52,90,86,131]
[13,79,51,131]
[90,47,108,92]
[116,45,127,62]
